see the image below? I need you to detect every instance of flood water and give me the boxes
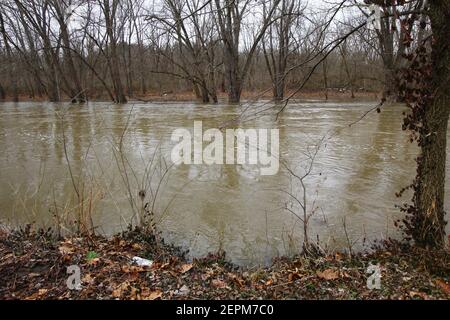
[0,101,448,266]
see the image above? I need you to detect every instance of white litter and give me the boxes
[174,284,190,296]
[132,256,153,267]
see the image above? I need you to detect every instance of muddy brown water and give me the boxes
[0,101,448,266]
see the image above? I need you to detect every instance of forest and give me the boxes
[0,0,416,103]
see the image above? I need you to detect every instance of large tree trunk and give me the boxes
[200,83,210,103]
[273,73,285,101]
[104,0,127,104]
[0,11,19,102]
[43,48,60,102]
[223,49,241,103]
[382,67,398,101]
[56,7,86,103]
[378,11,403,102]
[414,0,450,248]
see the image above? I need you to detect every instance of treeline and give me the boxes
[0,0,429,103]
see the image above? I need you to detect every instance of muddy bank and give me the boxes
[0,225,448,300]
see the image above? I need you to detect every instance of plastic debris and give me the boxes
[132,256,153,267]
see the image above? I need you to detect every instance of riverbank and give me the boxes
[0,89,379,103]
[0,225,448,300]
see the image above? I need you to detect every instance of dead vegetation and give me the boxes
[0,225,448,300]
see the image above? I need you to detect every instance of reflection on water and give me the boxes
[0,101,448,265]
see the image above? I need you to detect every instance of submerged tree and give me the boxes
[213,0,281,103]
[262,0,302,100]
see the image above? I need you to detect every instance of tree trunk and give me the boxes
[200,83,210,103]
[322,58,328,100]
[273,73,285,101]
[0,83,5,100]
[383,67,398,101]
[224,50,241,103]
[51,0,86,103]
[104,0,127,104]
[60,21,86,103]
[0,11,19,102]
[108,44,127,103]
[193,83,210,103]
[43,50,60,102]
[414,0,450,248]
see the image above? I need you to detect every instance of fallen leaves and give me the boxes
[24,288,50,300]
[58,244,74,255]
[334,252,344,261]
[228,273,245,288]
[132,243,143,251]
[121,265,150,273]
[316,269,339,280]
[1,228,449,301]
[38,288,48,296]
[141,289,162,300]
[179,263,193,274]
[211,279,227,288]
[435,279,450,295]
[112,282,133,298]
[288,269,302,282]
[87,257,100,266]
[409,291,429,300]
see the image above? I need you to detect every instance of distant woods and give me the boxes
[0,0,432,103]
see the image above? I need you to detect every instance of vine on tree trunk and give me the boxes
[395,41,433,241]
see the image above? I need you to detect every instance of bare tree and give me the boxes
[148,0,219,102]
[99,0,127,103]
[262,0,301,100]
[48,0,86,102]
[213,0,281,103]
[0,7,19,101]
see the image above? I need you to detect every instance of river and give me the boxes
[0,101,448,266]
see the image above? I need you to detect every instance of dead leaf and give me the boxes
[409,291,428,300]
[38,289,48,296]
[121,265,147,273]
[341,271,351,279]
[212,279,227,288]
[435,279,450,295]
[82,274,94,284]
[112,282,130,298]
[180,263,193,274]
[288,271,302,282]
[28,273,41,278]
[316,269,339,280]
[58,245,74,255]
[62,254,72,263]
[142,289,162,300]
[129,286,139,300]
[87,257,100,265]
[334,252,344,261]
